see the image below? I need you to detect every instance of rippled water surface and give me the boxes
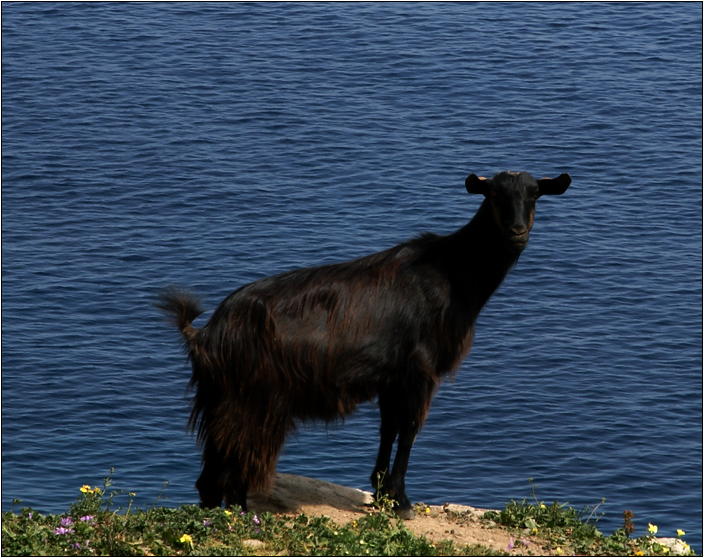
[2,2,702,550]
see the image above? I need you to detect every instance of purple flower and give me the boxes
[80,515,95,524]
[203,520,212,527]
[253,514,260,525]
[54,526,74,535]
[60,517,74,527]
[28,512,33,520]
[506,536,515,551]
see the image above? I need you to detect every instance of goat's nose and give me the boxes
[508,225,530,246]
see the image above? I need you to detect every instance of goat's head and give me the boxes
[465,171,571,251]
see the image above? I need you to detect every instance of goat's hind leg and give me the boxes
[223,480,248,512]
[198,442,250,511]
[223,456,249,512]
[196,441,225,508]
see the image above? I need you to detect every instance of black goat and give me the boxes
[157,170,571,519]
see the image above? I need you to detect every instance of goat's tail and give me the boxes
[155,287,204,349]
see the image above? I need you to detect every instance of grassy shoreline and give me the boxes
[1,473,696,556]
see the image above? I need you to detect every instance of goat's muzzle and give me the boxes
[508,227,530,249]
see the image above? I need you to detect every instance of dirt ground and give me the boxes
[248,473,552,555]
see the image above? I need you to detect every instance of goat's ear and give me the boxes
[537,173,571,196]
[465,174,491,195]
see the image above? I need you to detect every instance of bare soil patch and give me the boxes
[248,473,551,555]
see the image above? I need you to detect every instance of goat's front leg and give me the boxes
[385,365,435,520]
[371,390,400,494]
[385,416,421,520]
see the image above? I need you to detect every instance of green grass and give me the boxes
[0,471,499,556]
[481,479,696,556]
[1,472,697,556]
[1,500,501,556]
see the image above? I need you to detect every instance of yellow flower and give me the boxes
[648,523,658,534]
[80,485,92,493]
[556,547,564,555]
[359,539,365,545]
[352,520,358,528]
[425,507,430,514]
[225,510,232,516]
[676,529,685,537]
[531,527,538,535]
[540,503,546,509]
[92,487,102,495]
[635,551,644,556]
[179,533,193,545]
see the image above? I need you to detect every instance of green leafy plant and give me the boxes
[482,480,696,556]
[1,473,696,556]
[370,471,398,516]
[0,473,465,557]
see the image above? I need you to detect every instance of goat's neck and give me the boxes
[446,200,521,313]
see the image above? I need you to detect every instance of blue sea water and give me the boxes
[2,2,702,550]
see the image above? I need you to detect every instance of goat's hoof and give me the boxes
[395,507,415,520]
